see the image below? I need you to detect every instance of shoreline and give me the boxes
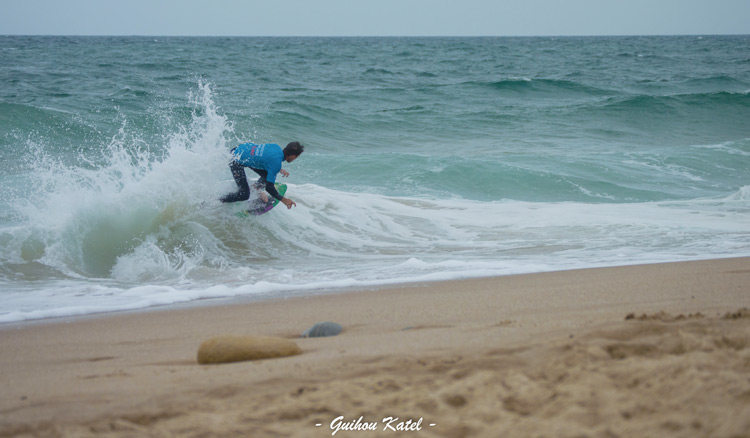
[2,255,746,329]
[1,257,749,437]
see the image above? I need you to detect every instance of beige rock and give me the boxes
[197,335,302,364]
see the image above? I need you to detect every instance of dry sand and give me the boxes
[1,257,749,437]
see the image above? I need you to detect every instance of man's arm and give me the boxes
[265,180,296,209]
[265,181,283,201]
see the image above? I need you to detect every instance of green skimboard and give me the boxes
[237,183,287,217]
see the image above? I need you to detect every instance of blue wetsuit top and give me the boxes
[232,143,285,200]
[233,143,284,183]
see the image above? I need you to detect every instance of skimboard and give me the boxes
[237,183,287,217]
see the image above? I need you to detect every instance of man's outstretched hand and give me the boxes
[281,197,296,209]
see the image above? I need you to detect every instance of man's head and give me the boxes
[284,142,304,162]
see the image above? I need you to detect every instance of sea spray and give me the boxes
[5,81,232,280]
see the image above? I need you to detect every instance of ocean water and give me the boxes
[1,35,749,323]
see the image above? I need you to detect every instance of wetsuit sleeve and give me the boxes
[264,151,284,200]
[266,181,283,201]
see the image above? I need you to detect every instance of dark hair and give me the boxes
[284,141,305,157]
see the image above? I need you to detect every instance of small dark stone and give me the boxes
[301,321,343,338]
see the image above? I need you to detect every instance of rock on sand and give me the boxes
[301,321,343,338]
[197,335,302,365]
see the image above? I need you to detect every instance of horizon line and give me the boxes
[3,33,749,38]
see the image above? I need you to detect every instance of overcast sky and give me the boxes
[2,0,749,37]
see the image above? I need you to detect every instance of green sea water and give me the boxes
[1,35,749,322]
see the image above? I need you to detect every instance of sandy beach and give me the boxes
[1,257,749,438]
